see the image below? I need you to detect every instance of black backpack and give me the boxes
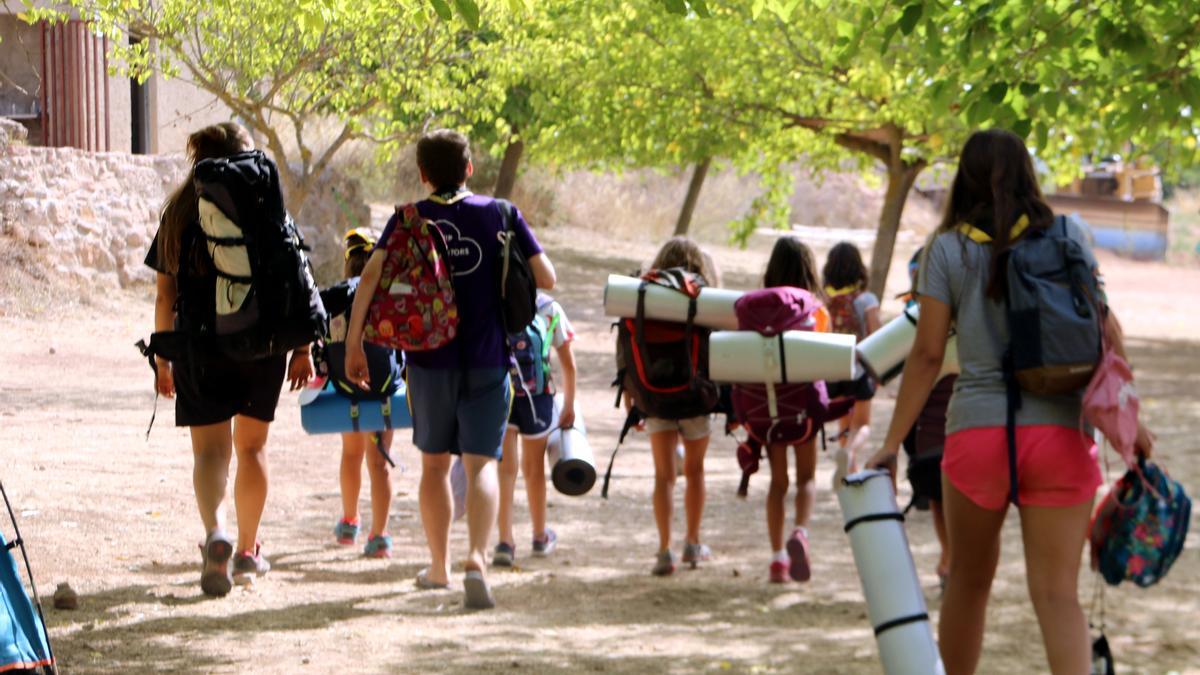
[318,278,401,402]
[496,200,538,334]
[193,150,326,361]
[601,268,720,497]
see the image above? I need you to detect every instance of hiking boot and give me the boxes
[233,543,271,585]
[334,518,360,546]
[199,529,234,598]
[364,533,392,559]
[652,549,676,577]
[493,542,515,568]
[786,528,811,582]
[681,542,712,569]
[769,560,789,584]
[532,529,558,557]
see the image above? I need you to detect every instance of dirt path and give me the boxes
[0,228,1197,674]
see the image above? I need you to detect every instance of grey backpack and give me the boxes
[1004,215,1103,395]
[1000,215,1103,505]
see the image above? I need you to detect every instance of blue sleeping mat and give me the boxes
[299,384,412,434]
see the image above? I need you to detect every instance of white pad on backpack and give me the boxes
[856,305,959,385]
[198,198,253,316]
[837,469,945,675]
[603,274,741,330]
[707,331,856,384]
[546,395,596,496]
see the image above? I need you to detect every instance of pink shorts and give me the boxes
[942,425,1101,511]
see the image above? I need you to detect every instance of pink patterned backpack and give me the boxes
[364,204,458,351]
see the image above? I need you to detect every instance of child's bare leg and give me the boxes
[939,479,1006,674]
[681,434,709,545]
[793,438,818,528]
[496,428,520,546]
[232,416,271,552]
[190,420,233,536]
[521,435,550,539]
[649,430,679,551]
[765,443,789,552]
[365,431,394,537]
[847,400,872,471]
[339,432,366,523]
[418,452,453,585]
[1020,500,1094,674]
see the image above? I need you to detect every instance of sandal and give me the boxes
[463,569,495,610]
[415,568,449,590]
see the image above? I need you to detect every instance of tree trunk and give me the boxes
[673,156,712,236]
[493,137,525,200]
[867,161,924,298]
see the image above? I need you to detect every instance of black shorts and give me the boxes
[826,372,877,402]
[507,393,555,438]
[172,353,287,427]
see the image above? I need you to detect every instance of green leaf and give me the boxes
[663,0,687,15]
[897,3,923,36]
[429,0,452,21]
[453,0,480,29]
[1012,118,1032,138]
[1019,82,1039,97]
[690,0,712,18]
[986,81,1008,104]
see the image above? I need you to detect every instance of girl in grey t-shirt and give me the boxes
[867,129,1153,674]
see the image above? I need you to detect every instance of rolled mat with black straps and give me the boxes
[837,469,945,675]
[298,385,412,434]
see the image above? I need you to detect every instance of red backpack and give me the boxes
[826,286,864,338]
[731,287,854,496]
[602,268,720,498]
[364,204,458,351]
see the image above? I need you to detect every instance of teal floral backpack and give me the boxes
[1089,459,1191,588]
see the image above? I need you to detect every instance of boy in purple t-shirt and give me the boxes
[344,129,556,610]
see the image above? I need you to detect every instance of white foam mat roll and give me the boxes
[837,469,944,675]
[856,306,919,383]
[603,274,741,330]
[708,331,856,384]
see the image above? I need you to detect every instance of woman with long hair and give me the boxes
[145,122,313,597]
[867,129,1153,673]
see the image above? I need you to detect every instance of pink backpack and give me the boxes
[1083,339,1139,469]
[731,287,854,496]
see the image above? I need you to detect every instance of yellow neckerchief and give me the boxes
[824,284,861,298]
[427,188,474,205]
[957,214,1030,244]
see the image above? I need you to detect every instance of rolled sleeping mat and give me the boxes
[299,385,413,434]
[857,305,961,385]
[708,331,857,384]
[837,469,945,675]
[603,274,742,330]
[546,395,597,496]
[857,305,919,384]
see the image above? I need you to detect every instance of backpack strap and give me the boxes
[601,407,644,499]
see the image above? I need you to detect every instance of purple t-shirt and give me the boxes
[377,192,543,370]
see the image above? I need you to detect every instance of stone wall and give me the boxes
[0,118,188,287]
[0,117,369,288]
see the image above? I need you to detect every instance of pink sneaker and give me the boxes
[769,560,789,584]
[786,528,811,582]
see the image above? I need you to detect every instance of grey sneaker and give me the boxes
[493,542,515,567]
[681,542,712,568]
[232,543,271,585]
[531,529,557,557]
[651,549,676,577]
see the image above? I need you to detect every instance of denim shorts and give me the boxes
[406,365,512,459]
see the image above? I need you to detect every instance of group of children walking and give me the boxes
[146,123,1153,673]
